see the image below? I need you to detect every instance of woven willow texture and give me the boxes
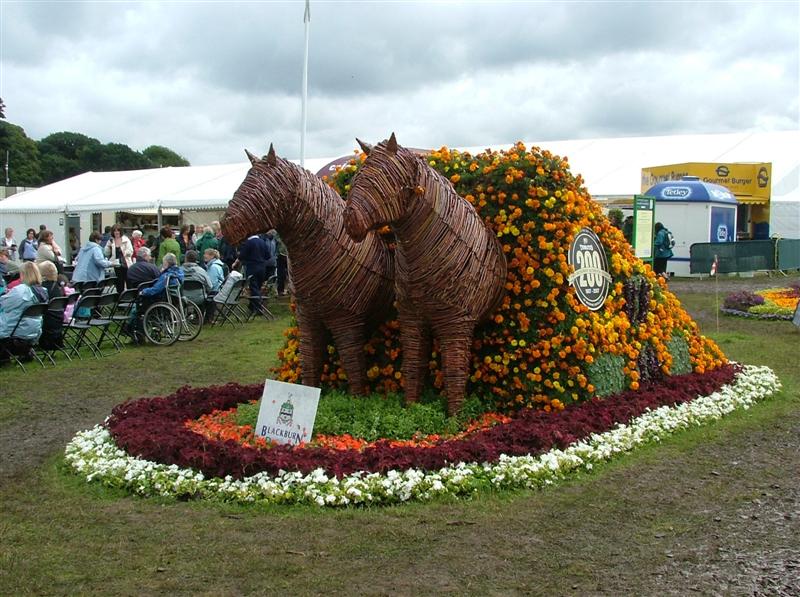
[344,134,507,414]
[223,145,395,394]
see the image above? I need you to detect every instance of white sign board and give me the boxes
[254,380,321,446]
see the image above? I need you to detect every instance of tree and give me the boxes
[143,145,190,167]
[0,121,42,186]
[78,142,152,172]
[38,132,101,184]
[0,97,5,119]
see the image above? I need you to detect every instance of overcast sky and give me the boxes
[1,0,798,165]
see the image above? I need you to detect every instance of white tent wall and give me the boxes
[770,201,800,239]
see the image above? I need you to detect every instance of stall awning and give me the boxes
[736,196,769,205]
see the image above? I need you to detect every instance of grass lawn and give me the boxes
[1,281,798,595]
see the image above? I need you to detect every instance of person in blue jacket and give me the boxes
[0,262,48,350]
[72,231,113,285]
[234,234,271,314]
[140,253,184,303]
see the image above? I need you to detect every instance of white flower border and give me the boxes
[65,365,780,507]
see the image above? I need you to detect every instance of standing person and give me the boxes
[177,225,195,262]
[104,224,134,291]
[72,231,113,285]
[1,228,17,262]
[622,216,634,245]
[234,233,270,315]
[99,226,113,250]
[263,230,278,281]
[19,229,38,262]
[131,230,146,259]
[157,226,182,265]
[194,226,219,257]
[35,230,63,275]
[275,230,289,296]
[653,222,674,278]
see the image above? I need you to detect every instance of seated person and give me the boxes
[204,249,225,294]
[38,261,64,300]
[126,247,161,288]
[129,253,184,342]
[180,250,212,306]
[138,252,184,309]
[0,247,20,279]
[37,261,66,350]
[0,262,48,358]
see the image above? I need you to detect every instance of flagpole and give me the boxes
[713,254,720,334]
[300,0,310,168]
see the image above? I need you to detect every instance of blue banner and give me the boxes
[710,206,736,243]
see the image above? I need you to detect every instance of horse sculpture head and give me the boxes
[344,133,419,242]
[221,144,301,244]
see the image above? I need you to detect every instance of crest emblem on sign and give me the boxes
[567,227,612,311]
[276,399,294,426]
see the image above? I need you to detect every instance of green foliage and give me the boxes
[587,353,626,397]
[0,121,42,186]
[236,391,493,441]
[143,145,190,167]
[36,131,189,184]
[749,303,793,316]
[666,335,692,375]
[607,208,624,228]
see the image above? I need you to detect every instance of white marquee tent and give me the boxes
[1,131,797,246]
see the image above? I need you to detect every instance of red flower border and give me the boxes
[107,365,738,480]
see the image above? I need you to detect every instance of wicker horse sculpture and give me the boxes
[343,134,507,414]
[222,145,395,394]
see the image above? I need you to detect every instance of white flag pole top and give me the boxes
[300,0,310,168]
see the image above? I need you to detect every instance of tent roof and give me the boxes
[1,131,797,215]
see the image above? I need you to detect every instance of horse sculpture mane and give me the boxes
[344,134,507,413]
[223,145,395,394]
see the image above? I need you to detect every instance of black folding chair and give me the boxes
[64,294,103,359]
[108,288,140,345]
[87,292,121,355]
[1,302,47,371]
[211,277,246,327]
[37,295,71,365]
[244,275,274,322]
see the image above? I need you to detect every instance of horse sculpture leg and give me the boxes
[399,312,431,405]
[295,305,328,388]
[435,321,475,415]
[327,317,369,395]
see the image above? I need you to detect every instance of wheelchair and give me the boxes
[139,276,204,346]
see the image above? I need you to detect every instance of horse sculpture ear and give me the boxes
[266,143,278,166]
[356,138,372,156]
[387,132,398,154]
[245,149,259,165]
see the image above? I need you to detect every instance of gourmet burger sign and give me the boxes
[568,228,612,311]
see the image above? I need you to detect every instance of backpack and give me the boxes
[665,229,675,249]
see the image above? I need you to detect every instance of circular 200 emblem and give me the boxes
[567,227,612,311]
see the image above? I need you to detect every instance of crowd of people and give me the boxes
[0,221,289,363]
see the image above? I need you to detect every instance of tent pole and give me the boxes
[157,207,163,230]
[63,210,70,264]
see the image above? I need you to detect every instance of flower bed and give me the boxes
[65,365,780,506]
[722,284,800,320]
